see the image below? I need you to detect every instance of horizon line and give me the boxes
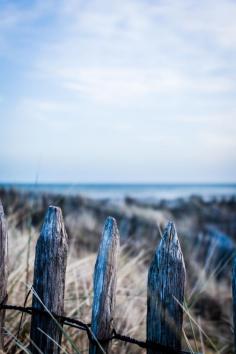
[1,181,236,186]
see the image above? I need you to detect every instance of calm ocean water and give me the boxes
[1,183,236,201]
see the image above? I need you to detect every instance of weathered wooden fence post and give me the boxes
[89,217,120,354]
[232,256,236,352]
[147,221,185,354]
[0,201,7,350]
[30,206,68,354]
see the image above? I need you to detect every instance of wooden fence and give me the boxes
[0,201,234,353]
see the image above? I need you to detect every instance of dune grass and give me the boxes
[2,212,234,354]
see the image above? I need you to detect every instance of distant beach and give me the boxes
[0,182,236,201]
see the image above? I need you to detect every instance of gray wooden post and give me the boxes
[89,217,120,354]
[30,206,68,354]
[232,256,236,352]
[147,221,186,354]
[0,200,7,350]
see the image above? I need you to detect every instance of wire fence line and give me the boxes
[0,303,198,354]
[0,203,204,354]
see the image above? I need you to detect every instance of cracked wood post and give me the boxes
[89,217,120,354]
[147,222,186,354]
[30,206,68,354]
[232,256,236,352]
[0,201,7,350]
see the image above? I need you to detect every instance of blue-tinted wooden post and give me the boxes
[30,206,68,354]
[90,217,120,354]
[0,201,7,350]
[232,256,236,352]
[147,222,186,354]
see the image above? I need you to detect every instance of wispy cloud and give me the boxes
[51,67,235,104]
[30,0,236,104]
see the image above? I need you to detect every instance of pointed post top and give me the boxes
[43,205,62,223]
[163,221,177,241]
[40,206,67,243]
[103,216,118,237]
[157,221,185,263]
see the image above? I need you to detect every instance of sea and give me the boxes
[0,183,236,201]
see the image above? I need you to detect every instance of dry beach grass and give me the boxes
[1,190,236,353]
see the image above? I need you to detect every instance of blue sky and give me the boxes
[0,0,236,183]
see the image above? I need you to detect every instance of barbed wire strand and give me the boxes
[0,304,199,354]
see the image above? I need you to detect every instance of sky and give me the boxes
[0,0,236,183]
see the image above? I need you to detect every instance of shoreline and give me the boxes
[1,183,236,203]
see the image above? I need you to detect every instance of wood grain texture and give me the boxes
[89,217,120,354]
[0,200,7,350]
[30,206,68,354]
[232,256,236,352]
[147,221,186,354]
